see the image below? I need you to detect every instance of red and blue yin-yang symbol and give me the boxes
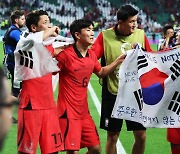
[139,68,168,105]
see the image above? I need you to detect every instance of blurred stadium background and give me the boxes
[0,0,179,153]
[0,0,180,47]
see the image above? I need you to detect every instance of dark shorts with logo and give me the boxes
[100,79,146,132]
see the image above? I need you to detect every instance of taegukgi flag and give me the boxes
[111,46,180,128]
[14,31,74,81]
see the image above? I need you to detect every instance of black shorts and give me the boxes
[100,78,146,132]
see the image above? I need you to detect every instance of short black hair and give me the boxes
[10,10,25,24]
[163,25,174,35]
[26,10,49,32]
[70,19,94,41]
[117,4,138,21]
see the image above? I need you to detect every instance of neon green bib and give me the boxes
[102,28,145,94]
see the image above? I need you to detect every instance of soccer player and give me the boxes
[17,10,63,154]
[54,19,125,154]
[91,4,152,154]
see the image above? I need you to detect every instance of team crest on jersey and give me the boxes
[70,138,76,146]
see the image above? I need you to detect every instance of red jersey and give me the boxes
[92,31,152,59]
[19,73,55,109]
[56,45,101,119]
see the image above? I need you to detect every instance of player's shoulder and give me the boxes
[9,28,21,37]
[135,28,144,33]
[57,45,74,59]
[61,45,74,54]
[9,25,20,31]
[136,29,145,36]
[102,27,114,34]
[10,28,21,34]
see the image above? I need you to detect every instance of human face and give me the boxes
[17,15,26,28]
[34,15,51,32]
[77,24,94,47]
[165,29,174,38]
[118,15,137,35]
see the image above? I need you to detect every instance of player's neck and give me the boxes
[117,24,130,36]
[75,42,88,57]
[13,23,19,29]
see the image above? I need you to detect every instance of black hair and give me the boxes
[70,19,94,41]
[10,10,25,24]
[26,10,49,32]
[162,25,174,35]
[117,4,138,21]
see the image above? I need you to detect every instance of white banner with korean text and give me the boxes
[111,47,180,128]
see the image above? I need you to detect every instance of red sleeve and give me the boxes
[56,51,66,70]
[93,56,102,73]
[144,35,153,52]
[91,32,104,59]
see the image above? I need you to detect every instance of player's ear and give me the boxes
[118,20,123,25]
[15,18,18,23]
[74,32,80,40]
[31,24,37,32]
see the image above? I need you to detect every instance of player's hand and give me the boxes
[131,43,142,49]
[116,54,126,65]
[51,26,60,37]
[53,45,71,57]
[131,43,138,49]
[43,26,60,40]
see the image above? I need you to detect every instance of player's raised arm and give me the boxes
[43,26,60,40]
